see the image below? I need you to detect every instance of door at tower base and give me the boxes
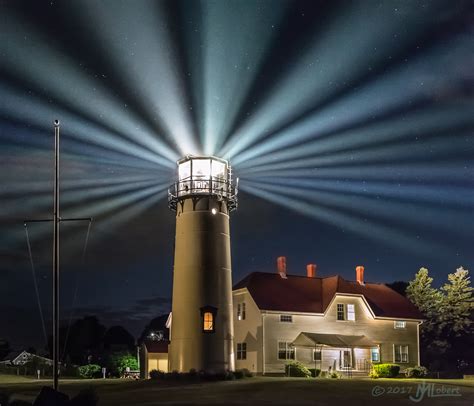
[168,155,237,374]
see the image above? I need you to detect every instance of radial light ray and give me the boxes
[186,0,286,155]
[238,163,474,186]
[232,35,473,166]
[0,14,178,163]
[73,0,198,156]
[220,1,449,160]
[0,83,174,168]
[240,181,449,257]
[249,176,474,210]
[235,101,474,170]
[238,132,472,177]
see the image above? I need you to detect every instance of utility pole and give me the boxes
[52,119,60,390]
[24,120,92,391]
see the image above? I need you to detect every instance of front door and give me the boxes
[340,350,351,368]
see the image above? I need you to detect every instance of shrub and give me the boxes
[149,369,165,379]
[372,363,400,378]
[106,352,138,377]
[369,370,380,379]
[234,369,244,379]
[330,371,341,379]
[78,364,102,379]
[285,361,311,378]
[308,368,321,377]
[405,366,428,378]
[242,368,253,377]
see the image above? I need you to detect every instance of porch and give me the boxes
[291,332,377,377]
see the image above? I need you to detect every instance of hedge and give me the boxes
[285,361,311,378]
[371,363,400,378]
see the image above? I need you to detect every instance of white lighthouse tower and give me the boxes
[168,155,238,373]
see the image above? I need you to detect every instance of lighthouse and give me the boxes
[168,155,238,373]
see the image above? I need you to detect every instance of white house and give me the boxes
[232,258,423,375]
[0,350,53,366]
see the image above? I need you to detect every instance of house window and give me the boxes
[280,314,293,323]
[337,304,345,320]
[237,303,246,320]
[278,341,295,360]
[394,345,409,363]
[237,343,247,360]
[394,320,406,329]
[313,348,322,361]
[347,304,355,321]
[371,347,380,362]
[200,306,217,333]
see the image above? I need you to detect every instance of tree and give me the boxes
[406,268,443,337]
[103,326,135,353]
[0,339,10,360]
[51,316,106,365]
[106,352,138,377]
[407,266,474,373]
[439,267,474,336]
[138,314,169,345]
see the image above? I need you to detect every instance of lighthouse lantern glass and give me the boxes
[211,160,226,180]
[178,160,191,180]
[192,159,211,178]
[175,156,231,199]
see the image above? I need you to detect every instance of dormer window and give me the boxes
[347,304,355,321]
[337,303,355,321]
[337,304,345,320]
[200,306,217,333]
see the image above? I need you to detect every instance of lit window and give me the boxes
[371,347,380,362]
[280,314,293,323]
[347,304,355,321]
[337,304,345,320]
[394,320,406,329]
[200,306,217,333]
[237,303,246,320]
[237,343,247,360]
[313,349,322,361]
[394,345,409,363]
[203,312,213,331]
[278,341,295,360]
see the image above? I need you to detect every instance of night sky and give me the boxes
[1,0,473,349]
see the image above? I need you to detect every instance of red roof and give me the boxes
[233,272,423,320]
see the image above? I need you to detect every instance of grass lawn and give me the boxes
[1,375,473,405]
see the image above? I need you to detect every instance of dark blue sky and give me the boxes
[0,0,473,349]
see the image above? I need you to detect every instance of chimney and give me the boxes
[277,256,287,279]
[356,265,365,285]
[306,264,317,278]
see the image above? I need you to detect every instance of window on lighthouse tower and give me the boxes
[201,306,217,333]
[203,312,213,331]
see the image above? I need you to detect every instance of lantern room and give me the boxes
[168,155,238,211]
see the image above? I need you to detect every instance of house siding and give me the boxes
[233,290,262,373]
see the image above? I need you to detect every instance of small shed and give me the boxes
[140,340,169,378]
